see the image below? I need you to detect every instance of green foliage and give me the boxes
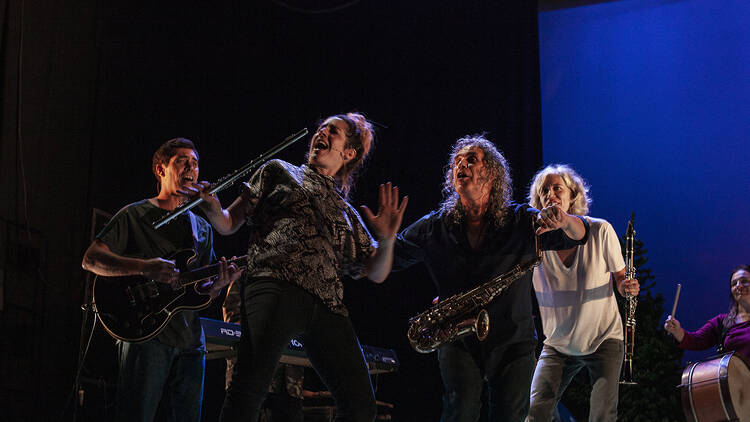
[560,214,686,421]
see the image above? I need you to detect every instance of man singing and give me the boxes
[82,138,242,422]
[393,135,588,422]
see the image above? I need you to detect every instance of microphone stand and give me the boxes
[71,271,96,421]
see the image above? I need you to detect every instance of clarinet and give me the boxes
[620,220,638,385]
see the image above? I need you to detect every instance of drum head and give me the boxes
[727,354,750,422]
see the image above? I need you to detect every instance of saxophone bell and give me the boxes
[407,308,491,354]
[473,309,491,341]
[406,253,540,354]
[406,221,542,354]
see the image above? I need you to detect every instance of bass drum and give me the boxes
[680,351,750,422]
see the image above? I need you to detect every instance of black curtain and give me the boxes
[0,1,541,420]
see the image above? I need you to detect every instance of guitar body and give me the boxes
[92,249,213,343]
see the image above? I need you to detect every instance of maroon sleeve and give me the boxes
[724,320,750,361]
[679,314,725,351]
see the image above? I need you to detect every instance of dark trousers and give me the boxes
[260,393,304,422]
[219,278,376,422]
[438,340,536,422]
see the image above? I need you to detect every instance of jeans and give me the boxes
[116,338,205,422]
[220,278,376,422]
[528,339,624,422]
[438,340,536,422]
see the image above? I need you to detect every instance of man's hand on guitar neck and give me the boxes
[199,256,244,299]
[145,256,242,297]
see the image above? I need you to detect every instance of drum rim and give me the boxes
[717,353,737,421]
[685,361,699,422]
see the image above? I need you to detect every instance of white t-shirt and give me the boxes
[532,217,625,355]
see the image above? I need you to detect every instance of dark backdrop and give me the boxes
[0,1,542,421]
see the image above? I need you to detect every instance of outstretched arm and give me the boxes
[360,182,409,284]
[535,204,586,240]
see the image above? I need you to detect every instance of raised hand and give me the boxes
[360,182,409,241]
[184,181,224,214]
[664,315,685,342]
[535,204,567,235]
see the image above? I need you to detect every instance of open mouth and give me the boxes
[180,175,195,185]
[312,139,329,152]
[456,171,469,180]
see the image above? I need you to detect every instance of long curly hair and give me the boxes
[723,264,750,333]
[438,135,512,227]
[528,164,591,216]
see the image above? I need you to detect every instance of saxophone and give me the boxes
[407,251,541,354]
[619,220,638,384]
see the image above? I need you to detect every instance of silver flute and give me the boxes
[152,128,308,229]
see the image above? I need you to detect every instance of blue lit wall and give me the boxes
[539,0,750,362]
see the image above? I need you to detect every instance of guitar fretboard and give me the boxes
[180,255,248,285]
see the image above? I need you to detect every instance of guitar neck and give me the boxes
[180,255,248,286]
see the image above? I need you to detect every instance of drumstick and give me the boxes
[671,283,681,319]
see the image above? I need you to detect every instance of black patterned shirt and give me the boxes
[241,160,376,316]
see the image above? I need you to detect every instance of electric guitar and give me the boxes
[92,249,247,343]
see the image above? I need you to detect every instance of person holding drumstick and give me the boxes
[664,265,750,360]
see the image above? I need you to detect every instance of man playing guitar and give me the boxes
[81,138,242,422]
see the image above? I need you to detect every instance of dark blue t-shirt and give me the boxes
[96,199,216,349]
